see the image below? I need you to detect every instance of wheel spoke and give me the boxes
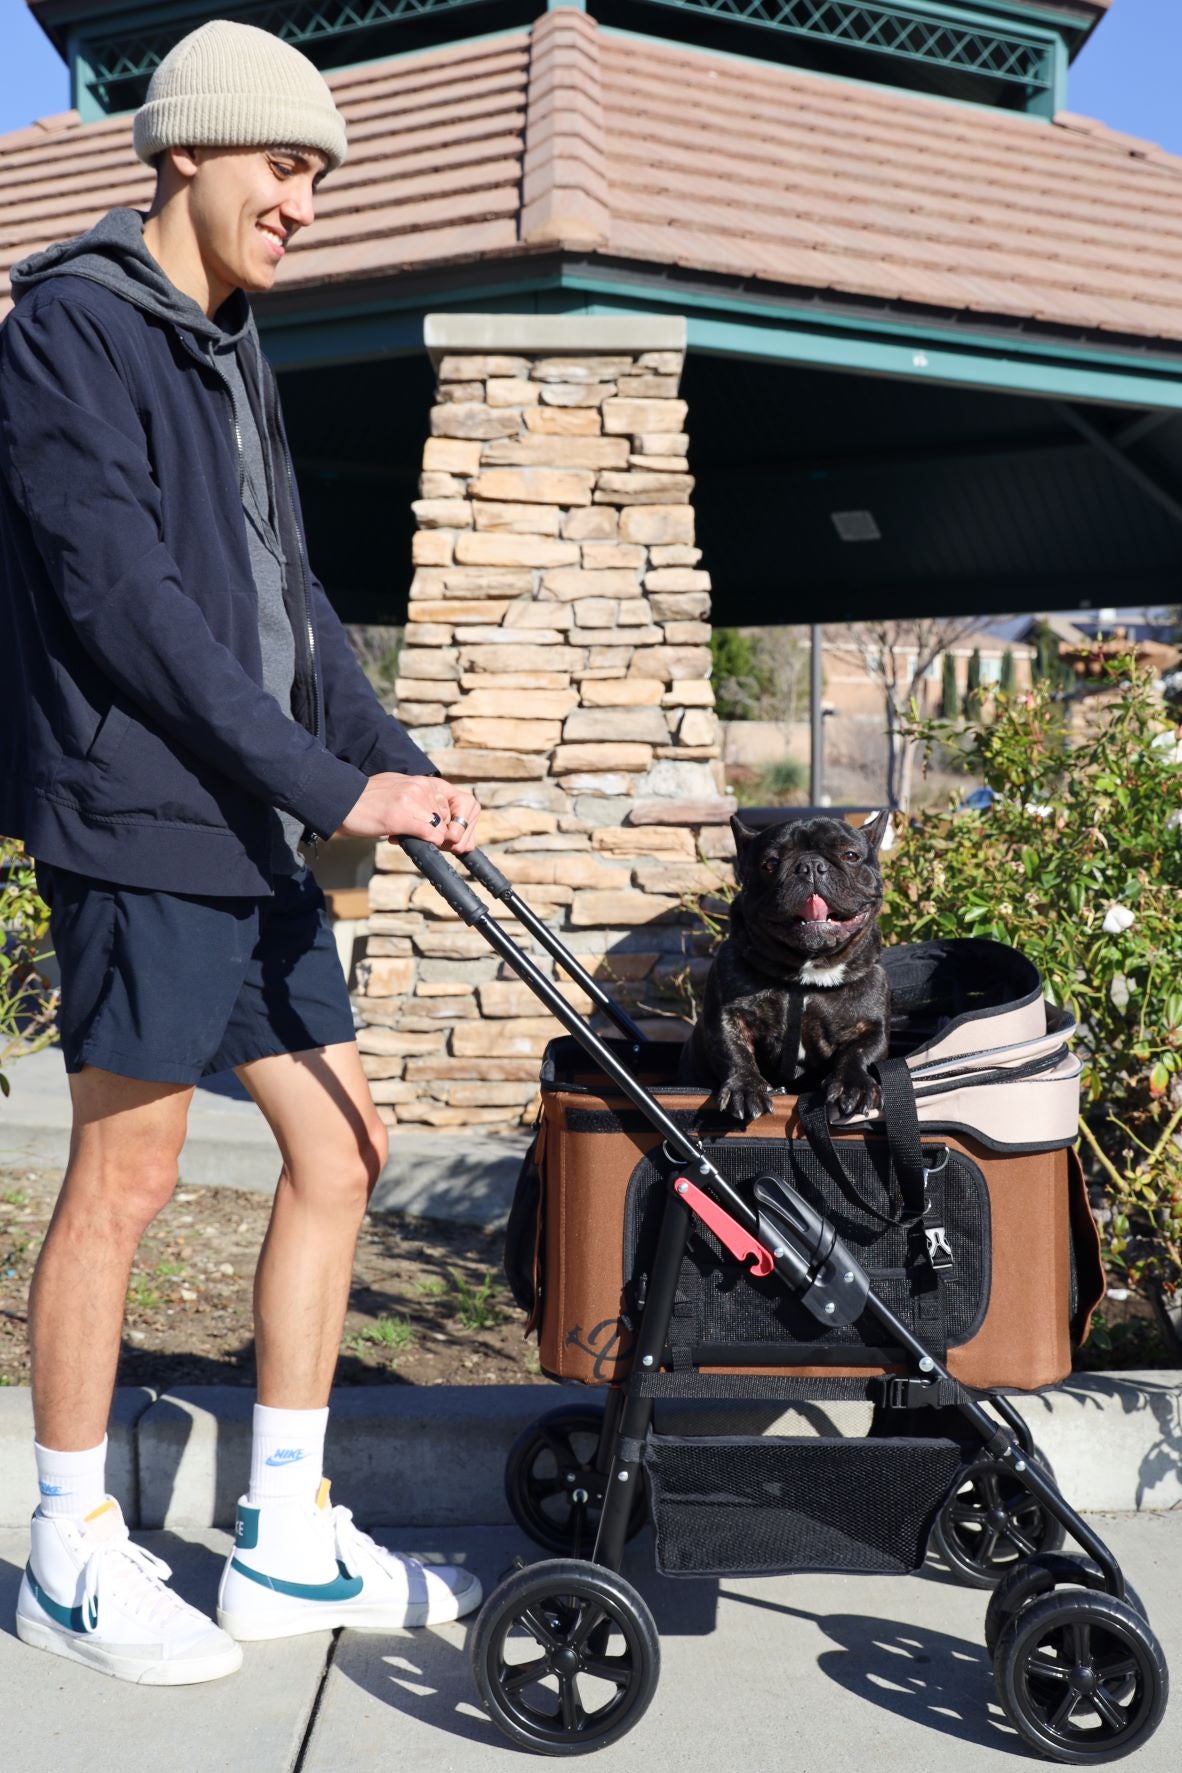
[566,1599,606,1652]
[948,1505,986,1526]
[541,1429,580,1472]
[1048,1688,1083,1731]
[518,1606,562,1652]
[559,1672,585,1732]
[1098,1656,1140,1682]
[501,1657,550,1694]
[1027,1653,1071,1684]
[978,1472,1002,1510]
[1003,1522,1039,1558]
[530,1477,565,1500]
[977,1528,1001,1566]
[581,1654,634,1690]
[1070,1622,1093,1667]
[1092,1684,1132,1732]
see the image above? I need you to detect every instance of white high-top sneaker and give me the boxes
[217,1479,482,1641]
[16,1498,243,1685]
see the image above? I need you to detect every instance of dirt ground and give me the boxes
[0,1163,547,1390]
[2,1163,1173,1389]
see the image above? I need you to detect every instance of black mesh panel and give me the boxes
[624,1139,990,1354]
[644,1434,966,1575]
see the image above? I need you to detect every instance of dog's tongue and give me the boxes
[801,894,831,923]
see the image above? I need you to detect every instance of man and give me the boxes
[0,19,483,1685]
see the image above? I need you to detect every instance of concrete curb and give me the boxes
[2,1373,1179,1529]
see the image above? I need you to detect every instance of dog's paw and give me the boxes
[825,1068,882,1123]
[718,1073,775,1123]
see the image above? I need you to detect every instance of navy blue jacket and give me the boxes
[0,275,434,895]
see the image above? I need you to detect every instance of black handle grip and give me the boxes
[459,848,514,900]
[397,838,489,925]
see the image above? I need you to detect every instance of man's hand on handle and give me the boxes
[334,774,481,853]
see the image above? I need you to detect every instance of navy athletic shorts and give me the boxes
[33,860,357,1085]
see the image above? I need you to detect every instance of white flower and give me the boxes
[1102,904,1136,934]
[1110,974,1131,1012]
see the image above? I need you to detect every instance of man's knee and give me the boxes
[286,1117,387,1215]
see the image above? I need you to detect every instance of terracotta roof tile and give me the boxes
[3,14,1182,349]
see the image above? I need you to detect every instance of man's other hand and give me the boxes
[334,775,481,852]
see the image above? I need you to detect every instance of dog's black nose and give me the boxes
[794,857,828,879]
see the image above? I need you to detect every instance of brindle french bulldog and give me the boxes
[679,811,891,1123]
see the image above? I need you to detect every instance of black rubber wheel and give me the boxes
[471,1558,660,1754]
[505,1406,647,1556]
[985,1554,1147,1659]
[993,1589,1168,1762]
[930,1450,1064,1588]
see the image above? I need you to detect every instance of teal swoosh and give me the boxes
[229,1557,363,1602]
[26,1564,97,1633]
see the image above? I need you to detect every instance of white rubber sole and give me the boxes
[15,1612,244,1686]
[218,1578,483,1641]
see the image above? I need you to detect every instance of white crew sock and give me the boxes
[247,1404,329,1506]
[34,1436,108,1519]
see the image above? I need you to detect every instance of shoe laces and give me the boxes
[330,1506,422,1584]
[79,1535,188,1636]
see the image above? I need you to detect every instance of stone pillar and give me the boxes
[354,315,734,1131]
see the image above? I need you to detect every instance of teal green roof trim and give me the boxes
[597,20,1060,122]
[260,269,1182,410]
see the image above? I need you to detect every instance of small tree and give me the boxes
[710,628,767,720]
[834,618,985,809]
[966,647,983,712]
[1030,619,1074,694]
[940,653,961,721]
[999,648,1016,697]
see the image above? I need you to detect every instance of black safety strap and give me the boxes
[875,1057,927,1219]
[797,1094,925,1229]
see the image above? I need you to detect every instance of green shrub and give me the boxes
[0,839,57,1098]
[884,658,1182,1294]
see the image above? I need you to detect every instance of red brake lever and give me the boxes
[673,1176,775,1278]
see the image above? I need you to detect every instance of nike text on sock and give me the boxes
[247,1404,329,1505]
[33,1436,109,1519]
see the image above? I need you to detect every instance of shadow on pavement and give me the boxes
[722,1589,1021,1754]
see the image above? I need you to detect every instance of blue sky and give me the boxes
[1,0,1181,147]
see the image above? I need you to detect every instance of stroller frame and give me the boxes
[401,838,1167,1759]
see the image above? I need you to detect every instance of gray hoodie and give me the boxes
[12,208,304,875]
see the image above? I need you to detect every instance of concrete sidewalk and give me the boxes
[2,1512,1179,1773]
[0,1045,529,1224]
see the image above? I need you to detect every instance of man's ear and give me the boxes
[859,809,892,855]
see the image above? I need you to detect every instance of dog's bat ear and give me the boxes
[859,809,892,854]
[730,813,759,848]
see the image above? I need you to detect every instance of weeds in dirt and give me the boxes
[1,1189,29,1208]
[127,1279,161,1311]
[347,1315,415,1356]
[415,1275,448,1297]
[452,1269,503,1331]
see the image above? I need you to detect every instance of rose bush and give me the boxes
[0,837,57,1097]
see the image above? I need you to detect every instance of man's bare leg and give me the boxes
[236,1040,387,1407]
[215,1041,480,1639]
[29,1067,193,1450]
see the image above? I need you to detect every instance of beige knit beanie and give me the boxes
[133,19,347,173]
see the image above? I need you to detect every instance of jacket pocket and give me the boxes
[85,702,132,770]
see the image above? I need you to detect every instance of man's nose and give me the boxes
[281,186,316,230]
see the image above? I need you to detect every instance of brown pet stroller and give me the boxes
[402,838,1169,1761]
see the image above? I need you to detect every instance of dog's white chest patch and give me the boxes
[799,958,849,987]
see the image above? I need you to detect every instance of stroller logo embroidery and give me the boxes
[564,1317,632,1381]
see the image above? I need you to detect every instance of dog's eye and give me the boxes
[843,849,860,862]
[760,857,777,873]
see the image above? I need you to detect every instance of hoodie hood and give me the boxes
[11,207,251,345]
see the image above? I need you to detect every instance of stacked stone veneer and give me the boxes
[353,319,735,1130]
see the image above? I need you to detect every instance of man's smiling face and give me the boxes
[185,145,327,296]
